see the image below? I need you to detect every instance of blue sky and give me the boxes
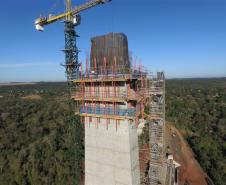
[0,0,225,82]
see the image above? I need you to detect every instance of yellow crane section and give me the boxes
[35,0,111,31]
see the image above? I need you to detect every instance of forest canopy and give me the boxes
[0,79,225,185]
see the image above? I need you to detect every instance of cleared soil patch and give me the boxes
[165,123,209,185]
[21,94,41,100]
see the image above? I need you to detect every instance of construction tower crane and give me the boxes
[35,0,111,80]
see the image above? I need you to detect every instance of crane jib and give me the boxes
[35,0,111,30]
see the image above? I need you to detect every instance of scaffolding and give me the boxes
[137,72,166,185]
[148,72,166,185]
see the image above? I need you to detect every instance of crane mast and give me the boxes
[35,0,111,80]
[66,0,72,21]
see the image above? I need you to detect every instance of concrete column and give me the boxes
[85,118,140,185]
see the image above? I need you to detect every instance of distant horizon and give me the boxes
[1,76,226,84]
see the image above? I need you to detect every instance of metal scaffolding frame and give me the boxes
[148,72,166,185]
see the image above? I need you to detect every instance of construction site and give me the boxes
[34,0,180,184]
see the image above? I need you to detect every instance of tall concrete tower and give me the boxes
[71,32,180,185]
[72,33,141,185]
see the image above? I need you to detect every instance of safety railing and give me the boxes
[149,104,164,115]
[79,106,136,117]
[71,89,127,98]
[150,126,163,142]
[71,88,139,100]
[150,143,163,162]
[71,65,151,80]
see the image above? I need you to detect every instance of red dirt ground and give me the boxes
[165,123,209,185]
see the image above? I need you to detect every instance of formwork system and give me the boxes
[72,64,147,120]
[72,60,145,185]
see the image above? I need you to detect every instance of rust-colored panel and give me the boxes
[90,33,130,73]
